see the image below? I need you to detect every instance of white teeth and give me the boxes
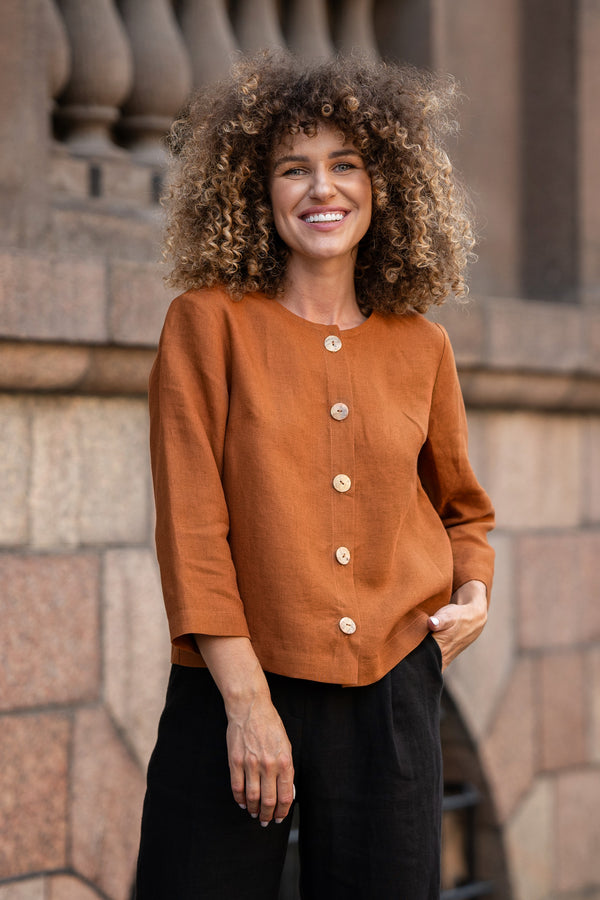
[304,212,345,224]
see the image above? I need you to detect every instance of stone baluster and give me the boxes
[55,0,133,156]
[333,0,379,58]
[41,0,71,134]
[284,0,334,61]
[117,0,192,164]
[177,0,239,89]
[232,0,285,53]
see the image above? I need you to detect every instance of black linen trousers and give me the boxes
[135,633,444,900]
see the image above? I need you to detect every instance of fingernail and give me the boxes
[293,784,296,800]
[275,818,284,824]
[260,820,269,828]
[430,617,440,627]
[250,812,258,819]
[238,803,246,810]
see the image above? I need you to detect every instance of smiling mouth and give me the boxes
[301,211,347,224]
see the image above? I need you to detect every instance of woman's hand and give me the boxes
[225,692,294,826]
[427,580,487,671]
[194,634,295,826]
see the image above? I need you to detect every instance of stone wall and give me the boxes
[438,304,600,899]
[1,2,599,899]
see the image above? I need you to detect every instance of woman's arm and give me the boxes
[418,326,495,667]
[151,296,294,823]
[417,326,495,600]
[194,635,295,826]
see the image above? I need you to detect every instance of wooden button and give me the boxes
[330,402,349,421]
[332,474,351,493]
[335,546,351,565]
[339,616,357,635]
[324,335,342,352]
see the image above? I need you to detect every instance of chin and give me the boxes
[299,240,356,260]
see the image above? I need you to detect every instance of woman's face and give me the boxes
[269,123,372,266]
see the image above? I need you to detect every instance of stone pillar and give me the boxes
[41,0,71,130]
[117,0,192,164]
[375,0,521,300]
[177,0,239,88]
[232,0,285,53]
[0,0,49,247]
[332,0,379,58]
[519,0,578,302]
[374,0,434,69]
[55,0,133,157]
[431,0,522,299]
[284,0,333,61]
[578,0,600,305]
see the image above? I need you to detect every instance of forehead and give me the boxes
[272,122,358,157]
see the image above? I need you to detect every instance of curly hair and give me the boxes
[163,52,476,315]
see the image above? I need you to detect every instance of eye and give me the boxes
[334,162,357,173]
[282,166,308,177]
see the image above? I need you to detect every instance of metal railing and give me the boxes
[441,783,493,899]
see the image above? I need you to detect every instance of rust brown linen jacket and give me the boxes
[149,288,495,687]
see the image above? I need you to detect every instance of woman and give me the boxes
[135,53,494,900]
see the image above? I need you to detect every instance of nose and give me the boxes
[309,166,336,200]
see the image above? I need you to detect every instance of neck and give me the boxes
[279,255,366,329]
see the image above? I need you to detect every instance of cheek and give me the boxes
[359,185,373,232]
[354,174,372,216]
[268,192,285,240]
[270,205,289,242]
[269,183,296,226]
[363,177,373,210]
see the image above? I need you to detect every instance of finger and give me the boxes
[245,768,261,819]
[428,604,457,631]
[259,776,278,827]
[229,760,247,810]
[273,773,295,824]
[428,614,448,631]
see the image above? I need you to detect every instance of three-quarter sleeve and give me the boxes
[417,325,495,598]
[149,293,250,655]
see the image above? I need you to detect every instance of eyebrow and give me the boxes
[272,149,362,169]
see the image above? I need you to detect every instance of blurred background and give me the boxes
[0,1,598,898]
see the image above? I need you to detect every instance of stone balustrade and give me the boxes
[55,0,133,157]
[49,0,381,165]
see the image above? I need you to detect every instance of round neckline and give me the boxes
[259,293,376,336]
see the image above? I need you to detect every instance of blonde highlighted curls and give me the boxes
[164,52,476,315]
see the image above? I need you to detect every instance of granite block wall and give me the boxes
[0,392,168,899]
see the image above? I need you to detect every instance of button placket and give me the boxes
[322,328,358,644]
